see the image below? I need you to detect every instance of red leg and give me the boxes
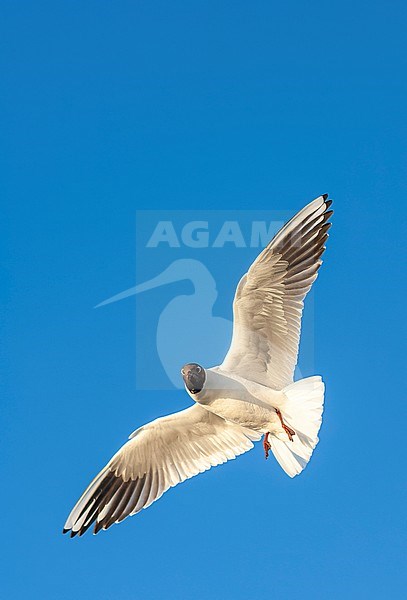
[275,408,296,442]
[263,432,271,459]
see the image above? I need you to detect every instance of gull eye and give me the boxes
[196,366,201,373]
[181,369,185,376]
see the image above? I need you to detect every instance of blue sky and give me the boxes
[1,1,406,598]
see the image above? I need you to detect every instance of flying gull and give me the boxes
[63,194,333,537]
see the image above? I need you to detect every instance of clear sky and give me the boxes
[1,2,406,599]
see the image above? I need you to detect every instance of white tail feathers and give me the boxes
[269,376,325,478]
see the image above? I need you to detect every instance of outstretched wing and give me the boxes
[63,405,260,536]
[221,194,333,390]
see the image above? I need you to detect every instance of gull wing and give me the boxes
[63,404,260,536]
[221,194,333,390]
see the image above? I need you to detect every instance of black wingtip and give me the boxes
[62,528,69,535]
[93,520,104,535]
[322,193,329,200]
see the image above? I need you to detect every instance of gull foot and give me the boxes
[275,408,296,442]
[263,432,271,459]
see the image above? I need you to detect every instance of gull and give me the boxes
[63,194,333,537]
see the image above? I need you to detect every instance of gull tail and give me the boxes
[269,376,325,477]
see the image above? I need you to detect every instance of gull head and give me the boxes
[181,363,206,395]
